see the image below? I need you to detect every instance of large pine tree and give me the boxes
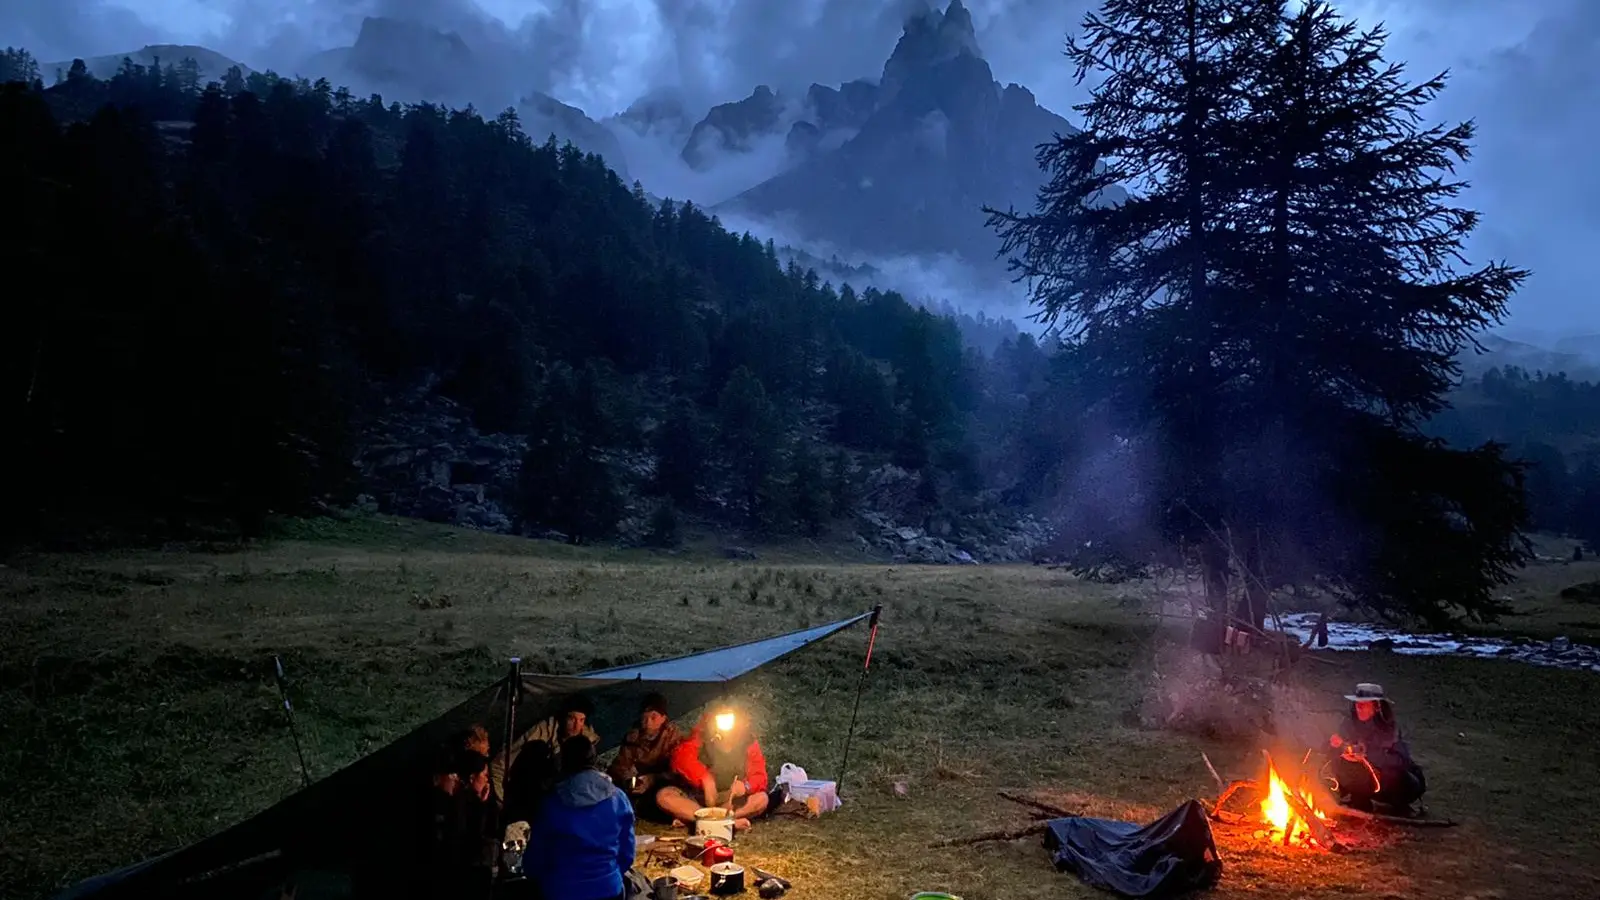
[989,0,1530,625]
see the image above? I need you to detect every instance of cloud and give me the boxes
[1,0,1595,332]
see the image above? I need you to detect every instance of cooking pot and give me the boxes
[683,835,726,861]
[694,807,736,842]
[709,862,746,895]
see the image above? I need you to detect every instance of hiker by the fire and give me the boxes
[606,692,685,821]
[1324,683,1427,812]
[491,694,600,819]
[657,707,771,830]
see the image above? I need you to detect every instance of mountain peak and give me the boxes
[352,16,472,66]
[881,1,985,105]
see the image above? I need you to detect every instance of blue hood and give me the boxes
[556,769,617,808]
[530,770,636,900]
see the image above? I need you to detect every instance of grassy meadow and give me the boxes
[3,516,1599,899]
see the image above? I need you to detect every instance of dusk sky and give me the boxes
[2,0,1594,335]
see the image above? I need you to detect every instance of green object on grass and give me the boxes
[910,894,963,900]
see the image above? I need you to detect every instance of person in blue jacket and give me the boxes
[529,734,636,900]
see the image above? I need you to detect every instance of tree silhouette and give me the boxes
[989,0,1530,625]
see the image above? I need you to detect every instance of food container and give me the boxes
[694,807,736,842]
[652,875,680,900]
[669,865,703,889]
[709,862,746,895]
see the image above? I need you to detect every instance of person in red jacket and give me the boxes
[657,707,770,830]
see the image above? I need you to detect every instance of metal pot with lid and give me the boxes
[708,862,746,895]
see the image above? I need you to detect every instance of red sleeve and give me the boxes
[671,730,709,785]
[744,739,769,793]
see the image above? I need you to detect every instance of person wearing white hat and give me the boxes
[1324,683,1427,811]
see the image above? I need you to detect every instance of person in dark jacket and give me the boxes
[420,727,497,900]
[1324,683,1427,811]
[493,694,600,822]
[606,692,685,822]
[528,736,636,900]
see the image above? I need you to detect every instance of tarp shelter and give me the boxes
[54,610,876,900]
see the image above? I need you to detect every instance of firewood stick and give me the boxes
[1201,752,1225,792]
[1329,807,1459,828]
[926,822,1050,848]
[997,791,1077,818]
[1211,779,1257,815]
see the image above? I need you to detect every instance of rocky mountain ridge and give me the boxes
[707,0,1085,275]
[35,2,1089,278]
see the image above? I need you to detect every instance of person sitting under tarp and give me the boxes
[658,706,770,831]
[1323,682,1427,812]
[526,736,637,900]
[419,726,497,900]
[606,692,685,822]
[492,694,600,822]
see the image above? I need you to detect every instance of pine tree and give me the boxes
[827,449,855,518]
[0,47,40,85]
[516,365,621,543]
[718,367,784,529]
[646,499,683,548]
[989,0,1530,625]
[652,398,705,507]
[790,439,828,536]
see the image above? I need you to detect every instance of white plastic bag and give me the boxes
[776,763,808,786]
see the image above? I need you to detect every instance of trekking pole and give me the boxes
[497,658,521,831]
[836,604,882,797]
[272,655,312,788]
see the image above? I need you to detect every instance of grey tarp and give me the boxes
[53,610,873,900]
[1045,800,1222,898]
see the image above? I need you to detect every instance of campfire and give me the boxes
[1206,750,1339,851]
[1259,754,1329,847]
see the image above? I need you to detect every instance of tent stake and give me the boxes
[836,604,882,797]
[272,655,312,788]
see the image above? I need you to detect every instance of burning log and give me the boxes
[1260,750,1341,851]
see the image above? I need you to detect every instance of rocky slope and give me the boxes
[707,0,1083,274]
[353,378,1054,564]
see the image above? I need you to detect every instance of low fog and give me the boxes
[3,0,1598,338]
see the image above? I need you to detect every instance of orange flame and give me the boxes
[1259,757,1327,846]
